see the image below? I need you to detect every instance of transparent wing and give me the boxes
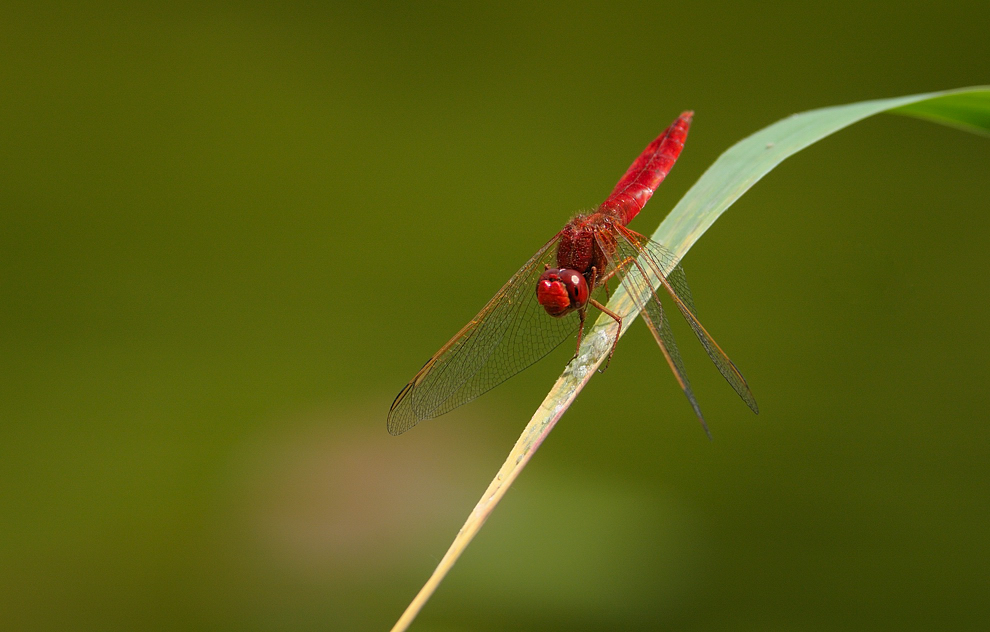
[597,232,710,435]
[611,225,759,415]
[388,234,581,435]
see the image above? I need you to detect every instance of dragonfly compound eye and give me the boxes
[536,268,589,317]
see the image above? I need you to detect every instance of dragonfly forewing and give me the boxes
[387,234,582,435]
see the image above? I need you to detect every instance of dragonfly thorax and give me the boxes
[556,212,619,278]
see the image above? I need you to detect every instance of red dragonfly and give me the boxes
[388,112,758,436]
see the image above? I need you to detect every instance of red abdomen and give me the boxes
[599,111,692,225]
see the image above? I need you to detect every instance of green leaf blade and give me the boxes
[891,91,990,137]
[650,87,990,264]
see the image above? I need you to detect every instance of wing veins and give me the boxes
[616,225,758,414]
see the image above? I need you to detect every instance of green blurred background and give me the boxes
[1,2,988,630]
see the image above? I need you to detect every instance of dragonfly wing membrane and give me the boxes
[387,235,581,435]
[598,233,709,435]
[615,226,759,414]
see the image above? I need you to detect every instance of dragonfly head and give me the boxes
[536,268,589,317]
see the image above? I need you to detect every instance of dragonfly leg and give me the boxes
[588,298,622,371]
[571,307,587,362]
[597,255,637,302]
[572,262,628,368]
[578,261,633,371]
[599,256,635,282]
[569,265,602,362]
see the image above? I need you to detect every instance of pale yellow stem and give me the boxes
[390,296,639,632]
